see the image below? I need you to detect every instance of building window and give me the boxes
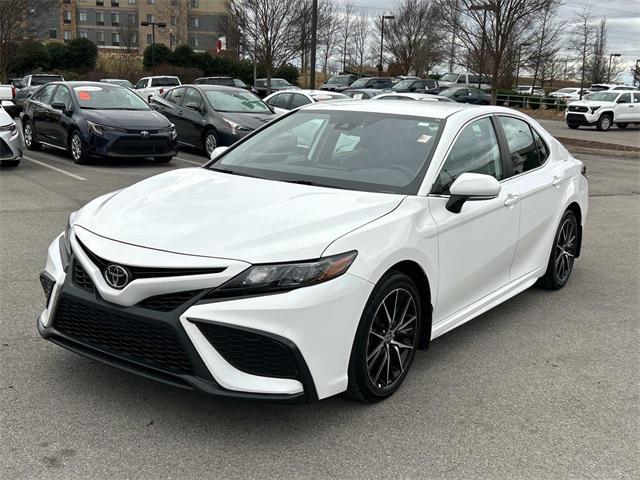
[191,0,199,7]
[79,31,88,39]
[49,29,57,39]
[79,11,87,22]
[63,30,72,41]
[111,0,119,6]
[170,15,176,26]
[147,0,155,4]
[190,36,199,47]
[96,0,104,6]
[96,12,104,25]
[63,10,72,23]
[128,0,136,4]
[146,14,155,23]
[128,13,136,25]
[146,33,153,44]
[112,32,120,45]
[111,13,120,26]
[131,33,138,46]
[97,31,105,45]
[193,17,199,28]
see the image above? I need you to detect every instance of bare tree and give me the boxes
[351,11,370,73]
[158,0,189,47]
[117,14,139,54]
[529,1,563,90]
[318,2,341,74]
[570,5,596,97]
[338,2,355,72]
[226,0,301,94]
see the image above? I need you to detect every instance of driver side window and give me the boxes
[51,86,71,109]
[433,118,503,194]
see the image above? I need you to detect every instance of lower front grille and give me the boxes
[39,272,55,307]
[0,138,14,159]
[110,137,172,156]
[53,296,194,375]
[195,322,299,379]
[136,290,201,312]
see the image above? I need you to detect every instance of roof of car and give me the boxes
[303,98,468,118]
[188,84,247,92]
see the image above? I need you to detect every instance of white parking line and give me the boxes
[23,155,87,181]
[175,156,205,166]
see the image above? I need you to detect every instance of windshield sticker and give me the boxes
[417,134,432,143]
[77,91,92,100]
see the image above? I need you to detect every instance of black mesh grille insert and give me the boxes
[136,290,200,312]
[196,322,299,379]
[53,297,194,375]
[72,261,94,293]
[39,273,55,307]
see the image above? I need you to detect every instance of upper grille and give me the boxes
[195,322,299,379]
[136,290,200,312]
[53,296,194,375]
[77,240,226,280]
[569,105,588,112]
[72,261,94,293]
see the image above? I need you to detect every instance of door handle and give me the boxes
[552,175,563,188]
[504,193,520,207]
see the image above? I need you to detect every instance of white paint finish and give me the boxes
[449,172,501,197]
[39,234,66,328]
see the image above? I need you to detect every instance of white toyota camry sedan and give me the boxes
[38,100,588,403]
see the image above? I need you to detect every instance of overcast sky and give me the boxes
[348,0,640,82]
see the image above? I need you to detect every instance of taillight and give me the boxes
[11,86,16,99]
[159,88,164,94]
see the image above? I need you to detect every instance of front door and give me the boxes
[181,87,207,147]
[428,116,521,323]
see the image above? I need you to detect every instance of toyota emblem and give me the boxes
[105,264,130,289]
[140,130,150,137]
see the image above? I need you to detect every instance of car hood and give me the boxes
[220,111,276,130]
[82,109,170,129]
[74,168,405,263]
[569,100,616,108]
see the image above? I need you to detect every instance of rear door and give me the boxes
[30,84,58,141]
[495,115,563,279]
[160,87,187,142]
[615,93,634,122]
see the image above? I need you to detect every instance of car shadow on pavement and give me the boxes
[34,146,179,169]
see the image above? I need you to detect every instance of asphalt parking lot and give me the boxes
[1,143,638,479]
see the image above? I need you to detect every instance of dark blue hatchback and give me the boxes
[22,81,177,164]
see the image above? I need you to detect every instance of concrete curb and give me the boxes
[564,145,640,159]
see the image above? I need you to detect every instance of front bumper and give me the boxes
[0,129,22,162]
[565,111,598,126]
[38,234,373,401]
[86,130,178,159]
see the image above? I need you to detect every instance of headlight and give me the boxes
[0,122,17,136]
[58,214,74,270]
[208,251,357,298]
[589,106,601,113]
[222,117,250,135]
[88,121,126,136]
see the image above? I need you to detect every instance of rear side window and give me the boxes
[634,93,640,103]
[290,93,311,108]
[151,77,180,87]
[165,87,185,105]
[432,117,503,193]
[498,116,543,175]
[274,93,292,109]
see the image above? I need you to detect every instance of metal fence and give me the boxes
[495,94,568,112]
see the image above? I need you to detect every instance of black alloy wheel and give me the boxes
[538,210,579,290]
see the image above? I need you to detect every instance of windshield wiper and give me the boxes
[209,167,261,179]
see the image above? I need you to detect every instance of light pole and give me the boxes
[141,20,167,67]
[378,15,395,76]
[515,42,531,89]
[607,53,621,82]
[635,59,640,87]
[169,28,174,52]
[309,0,318,89]
[470,3,490,90]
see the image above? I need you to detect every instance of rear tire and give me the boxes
[616,123,628,129]
[23,121,41,151]
[537,210,579,290]
[347,272,422,403]
[595,114,612,131]
[69,131,89,164]
[154,156,173,163]
[567,123,579,130]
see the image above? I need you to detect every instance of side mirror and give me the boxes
[446,173,501,213]
[210,146,229,160]
[617,99,627,104]
[51,102,67,111]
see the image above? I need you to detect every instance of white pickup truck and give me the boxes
[565,90,640,130]
[0,84,17,116]
[134,76,181,103]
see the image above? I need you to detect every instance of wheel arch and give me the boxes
[566,202,583,258]
[386,260,433,350]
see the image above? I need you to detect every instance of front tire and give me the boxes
[538,210,579,290]
[69,131,89,164]
[347,272,422,403]
[596,114,612,131]
[23,121,41,151]
[154,156,173,163]
[203,129,219,157]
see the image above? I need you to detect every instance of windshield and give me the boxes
[557,88,576,93]
[103,79,133,88]
[588,92,619,102]
[73,85,150,110]
[439,73,459,82]
[393,80,415,90]
[32,76,63,86]
[327,76,351,85]
[438,88,458,97]
[210,110,443,194]
[271,79,291,87]
[151,77,180,87]
[205,90,271,113]
[349,78,376,88]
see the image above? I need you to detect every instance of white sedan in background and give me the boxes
[372,92,455,102]
[38,100,588,403]
[264,89,350,114]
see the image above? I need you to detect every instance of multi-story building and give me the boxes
[51,0,227,52]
